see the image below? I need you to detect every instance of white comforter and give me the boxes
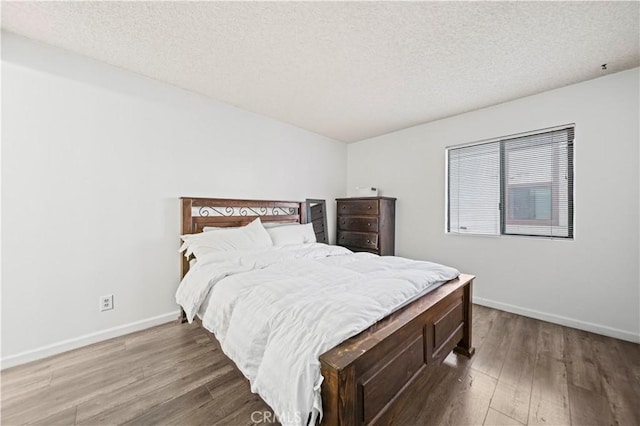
[175,243,459,426]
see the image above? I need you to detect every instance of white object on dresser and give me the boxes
[354,186,379,196]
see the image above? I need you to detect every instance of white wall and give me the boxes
[348,68,640,343]
[1,33,347,366]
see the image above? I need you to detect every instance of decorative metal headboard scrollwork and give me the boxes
[194,206,297,218]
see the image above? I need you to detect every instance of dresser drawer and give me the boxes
[338,216,379,232]
[338,231,378,250]
[338,199,379,215]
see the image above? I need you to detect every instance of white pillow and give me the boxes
[180,217,273,258]
[266,223,317,246]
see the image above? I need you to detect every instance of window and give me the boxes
[447,126,574,238]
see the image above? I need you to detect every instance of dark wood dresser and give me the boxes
[336,196,396,255]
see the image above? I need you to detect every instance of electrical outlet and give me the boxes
[100,295,114,311]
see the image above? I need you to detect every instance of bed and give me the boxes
[177,197,475,426]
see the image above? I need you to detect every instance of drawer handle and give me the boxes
[368,206,372,209]
[342,206,346,209]
[367,239,371,243]
[368,223,371,226]
[341,236,344,239]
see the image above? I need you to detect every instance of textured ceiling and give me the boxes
[2,1,639,143]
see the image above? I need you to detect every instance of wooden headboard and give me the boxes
[180,197,308,278]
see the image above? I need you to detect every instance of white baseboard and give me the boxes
[3,302,637,369]
[474,297,640,344]
[1,311,180,370]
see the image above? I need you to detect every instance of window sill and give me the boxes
[444,232,574,241]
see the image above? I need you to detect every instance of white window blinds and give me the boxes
[447,126,574,238]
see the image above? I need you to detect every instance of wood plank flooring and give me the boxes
[2,306,639,425]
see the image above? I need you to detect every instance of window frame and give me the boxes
[446,125,574,239]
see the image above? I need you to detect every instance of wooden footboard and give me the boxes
[319,274,475,426]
